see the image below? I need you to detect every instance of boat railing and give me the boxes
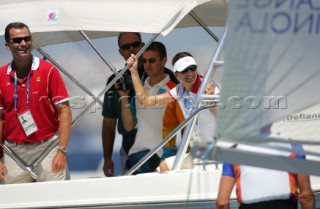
[171,26,227,171]
[124,102,219,176]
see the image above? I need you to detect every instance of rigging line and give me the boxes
[189,11,219,42]
[79,31,117,73]
[71,33,160,127]
[36,47,103,106]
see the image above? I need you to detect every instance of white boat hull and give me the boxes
[1,164,320,208]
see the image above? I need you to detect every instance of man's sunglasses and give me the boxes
[180,65,197,74]
[142,58,156,64]
[10,36,32,44]
[120,41,141,51]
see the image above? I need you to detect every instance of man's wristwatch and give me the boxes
[58,146,68,154]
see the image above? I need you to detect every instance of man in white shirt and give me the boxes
[119,41,178,174]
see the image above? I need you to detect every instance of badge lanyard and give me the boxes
[14,72,31,113]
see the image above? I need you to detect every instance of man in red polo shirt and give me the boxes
[0,22,72,183]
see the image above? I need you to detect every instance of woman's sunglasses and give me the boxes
[180,65,197,74]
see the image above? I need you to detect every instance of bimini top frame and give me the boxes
[0,0,228,178]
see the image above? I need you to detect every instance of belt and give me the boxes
[5,135,56,146]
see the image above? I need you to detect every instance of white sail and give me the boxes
[0,1,233,208]
[272,103,320,157]
[217,0,320,145]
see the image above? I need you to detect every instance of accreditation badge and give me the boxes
[18,110,38,136]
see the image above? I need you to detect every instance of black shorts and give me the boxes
[128,150,160,174]
[239,199,297,209]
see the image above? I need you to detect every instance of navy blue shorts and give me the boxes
[240,199,297,209]
[128,150,160,174]
[161,146,177,160]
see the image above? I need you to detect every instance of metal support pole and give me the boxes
[1,144,38,180]
[172,27,228,171]
[3,32,162,180]
[36,48,103,106]
[70,33,160,126]
[189,11,219,42]
[125,104,217,175]
[79,31,117,73]
[29,135,60,168]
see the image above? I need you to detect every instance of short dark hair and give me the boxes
[117,32,142,47]
[4,22,30,43]
[172,52,193,66]
[145,41,167,59]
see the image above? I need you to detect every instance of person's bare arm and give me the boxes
[216,175,235,209]
[52,101,72,173]
[102,117,117,177]
[0,109,8,179]
[204,82,218,116]
[118,90,136,132]
[297,174,315,209]
[0,161,7,180]
[127,54,174,106]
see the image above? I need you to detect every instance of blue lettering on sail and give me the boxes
[272,12,291,33]
[296,0,320,10]
[255,0,273,8]
[235,0,320,34]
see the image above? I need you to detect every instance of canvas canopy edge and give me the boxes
[0,0,228,47]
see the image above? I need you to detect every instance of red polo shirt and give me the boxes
[0,57,69,143]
